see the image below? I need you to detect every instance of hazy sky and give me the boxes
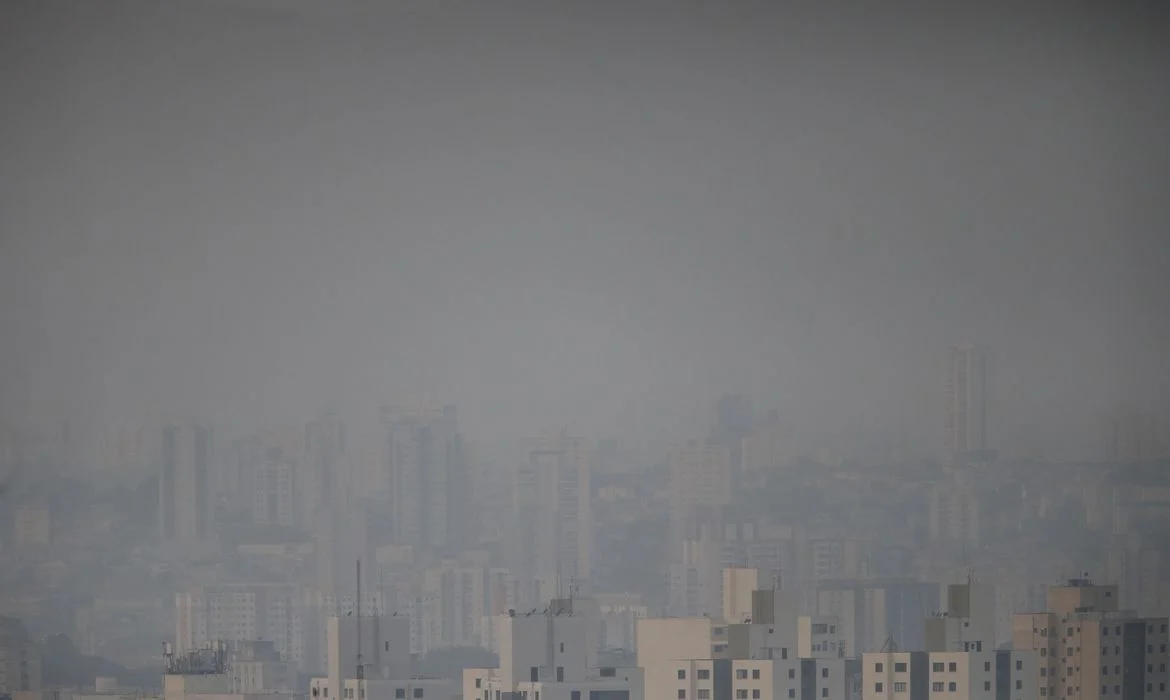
[2,0,1167,459]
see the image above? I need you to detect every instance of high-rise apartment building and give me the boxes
[253,446,296,528]
[159,425,212,541]
[945,343,989,467]
[302,414,347,523]
[512,431,591,602]
[174,583,304,667]
[380,405,467,551]
[1012,576,1170,700]
[669,441,732,547]
[709,393,754,491]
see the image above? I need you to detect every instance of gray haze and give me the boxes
[2,0,1168,459]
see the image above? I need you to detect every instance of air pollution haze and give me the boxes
[1,0,1168,458]
[5,0,1170,693]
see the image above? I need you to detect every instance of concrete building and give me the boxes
[798,616,844,659]
[928,473,981,554]
[253,447,296,528]
[159,425,212,542]
[1011,576,1170,700]
[944,343,989,468]
[637,615,845,700]
[0,617,41,694]
[174,584,303,666]
[669,539,724,618]
[597,595,648,654]
[924,583,996,653]
[725,568,764,624]
[303,413,347,524]
[310,677,458,700]
[380,405,468,552]
[465,602,627,700]
[513,432,592,602]
[669,442,732,547]
[326,614,413,700]
[419,562,516,651]
[862,649,1036,700]
[230,640,296,694]
[815,579,940,656]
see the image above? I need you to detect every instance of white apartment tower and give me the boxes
[513,431,592,603]
[159,424,212,541]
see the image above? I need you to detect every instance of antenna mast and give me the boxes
[356,560,364,680]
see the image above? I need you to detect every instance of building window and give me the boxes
[1016,680,1022,690]
[475,680,481,688]
[933,663,944,673]
[876,663,884,673]
[752,670,760,680]
[984,682,991,691]
[984,662,991,672]
[413,690,423,699]
[737,669,748,680]
[788,670,795,680]
[948,683,957,692]
[821,668,829,679]
[556,667,564,682]
[821,689,827,698]
[678,691,685,700]
[560,642,565,653]
[753,691,760,699]
[1016,660,1023,671]
[698,669,710,680]
[788,691,795,699]
[932,683,944,692]
[874,683,884,693]
[395,691,405,700]
[571,693,580,700]
[531,668,539,682]
[679,670,686,680]
[948,662,957,672]
[735,691,746,700]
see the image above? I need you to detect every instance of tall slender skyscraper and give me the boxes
[513,431,591,603]
[303,413,347,524]
[159,424,212,541]
[380,404,467,551]
[944,343,989,467]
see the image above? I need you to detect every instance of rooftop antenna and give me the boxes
[356,560,364,681]
[374,567,383,672]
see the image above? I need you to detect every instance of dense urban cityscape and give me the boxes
[3,1,1169,700]
[2,342,1170,699]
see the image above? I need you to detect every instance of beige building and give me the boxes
[1012,577,1170,700]
[863,650,1036,700]
[724,568,764,624]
